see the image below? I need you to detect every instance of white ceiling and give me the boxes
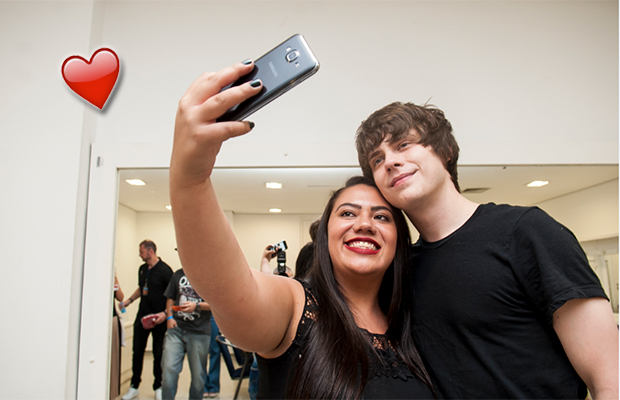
[118,165,618,214]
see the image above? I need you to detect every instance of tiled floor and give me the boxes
[115,352,251,400]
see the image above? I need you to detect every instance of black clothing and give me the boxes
[411,203,607,399]
[136,258,174,319]
[131,257,173,389]
[256,282,434,399]
[164,268,212,335]
[131,319,166,390]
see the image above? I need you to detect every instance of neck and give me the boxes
[147,257,159,268]
[406,185,479,243]
[339,276,387,334]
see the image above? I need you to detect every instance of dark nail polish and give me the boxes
[250,79,261,88]
[242,59,253,65]
[247,121,255,130]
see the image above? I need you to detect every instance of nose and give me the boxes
[384,148,403,171]
[353,212,376,234]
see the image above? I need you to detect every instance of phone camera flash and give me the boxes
[286,50,300,63]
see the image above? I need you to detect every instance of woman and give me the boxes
[170,62,434,399]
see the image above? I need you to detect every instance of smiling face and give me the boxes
[368,133,453,213]
[327,184,398,283]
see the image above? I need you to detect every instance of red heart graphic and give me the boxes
[62,48,119,109]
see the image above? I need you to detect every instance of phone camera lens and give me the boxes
[286,50,300,63]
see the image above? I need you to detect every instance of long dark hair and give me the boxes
[287,176,434,399]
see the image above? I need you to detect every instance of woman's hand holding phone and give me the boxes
[171,61,262,189]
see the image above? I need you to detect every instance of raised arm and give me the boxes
[170,62,303,354]
[553,297,619,399]
[260,246,276,274]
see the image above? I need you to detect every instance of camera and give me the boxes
[269,240,288,276]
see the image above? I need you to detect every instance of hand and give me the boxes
[262,246,276,262]
[167,318,177,329]
[171,62,263,188]
[154,312,167,325]
[179,301,196,313]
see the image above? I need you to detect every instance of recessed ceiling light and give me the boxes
[526,180,549,188]
[165,205,172,211]
[266,182,282,189]
[269,208,282,213]
[126,179,146,186]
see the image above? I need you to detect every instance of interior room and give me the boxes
[1,1,617,399]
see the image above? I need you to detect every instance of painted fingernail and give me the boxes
[250,79,262,88]
[246,121,255,130]
[242,59,253,65]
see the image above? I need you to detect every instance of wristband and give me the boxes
[167,315,174,321]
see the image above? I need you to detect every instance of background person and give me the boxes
[111,275,125,400]
[294,218,320,282]
[120,240,173,400]
[162,268,211,400]
[203,315,221,398]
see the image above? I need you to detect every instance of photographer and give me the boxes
[260,243,292,277]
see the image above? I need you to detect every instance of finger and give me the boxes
[184,61,255,106]
[197,120,256,145]
[199,77,263,122]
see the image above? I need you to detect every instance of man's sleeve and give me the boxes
[510,207,608,324]
[164,271,178,300]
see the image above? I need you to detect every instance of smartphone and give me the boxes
[217,34,320,122]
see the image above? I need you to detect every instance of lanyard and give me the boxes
[143,267,151,296]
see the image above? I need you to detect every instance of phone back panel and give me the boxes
[217,34,320,122]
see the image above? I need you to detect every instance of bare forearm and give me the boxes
[554,298,619,399]
[123,288,142,306]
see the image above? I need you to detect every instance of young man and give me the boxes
[162,268,212,400]
[355,102,619,399]
[121,240,173,400]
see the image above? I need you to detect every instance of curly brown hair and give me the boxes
[355,102,461,192]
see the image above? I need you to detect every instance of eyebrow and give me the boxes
[367,149,382,162]
[335,203,393,214]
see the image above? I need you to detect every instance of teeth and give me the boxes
[348,241,378,251]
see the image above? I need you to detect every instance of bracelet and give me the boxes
[167,316,174,321]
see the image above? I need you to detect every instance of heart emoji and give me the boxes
[62,48,120,109]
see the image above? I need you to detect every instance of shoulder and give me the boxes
[474,203,551,234]
[157,259,174,274]
[478,202,534,219]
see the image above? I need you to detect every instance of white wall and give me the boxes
[538,179,619,242]
[1,1,617,398]
[0,2,97,399]
[234,213,322,273]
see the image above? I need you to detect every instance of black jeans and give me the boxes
[131,318,167,390]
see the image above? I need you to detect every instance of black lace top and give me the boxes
[255,282,434,399]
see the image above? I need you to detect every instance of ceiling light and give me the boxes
[269,208,282,213]
[265,182,282,189]
[126,179,146,186]
[165,205,172,211]
[526,180,549,188]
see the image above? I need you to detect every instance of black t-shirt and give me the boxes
[256,282,434,399]
[136,258,173,320]
[410,203,607,399]
[164,268,211,335]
